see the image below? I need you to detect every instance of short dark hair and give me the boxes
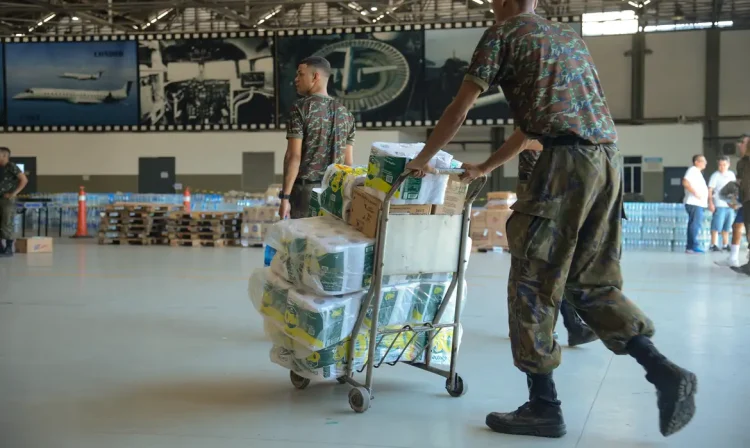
[0,147,10,156]
[739,133,750,142]
[718,155,730,163]
[299,56,332,78]
[692,154,704,164]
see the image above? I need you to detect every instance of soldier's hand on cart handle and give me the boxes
[279,200,291,220]
[459,163,487,183]
[405,159,436,178]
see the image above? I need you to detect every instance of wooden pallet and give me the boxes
[150,237,171,245]
[169,239,226,248]
[170,211,242,220]
[168,218,242,227]
[109,203,181,213]
[98,237,152,246]
[99,231,150,239]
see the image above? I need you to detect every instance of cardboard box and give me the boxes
[432,175,469,215]
[348,186,431,238]
[486,191,517,210]
[16,237,54,254]
[469,209,487,230]
[243,206,279,223]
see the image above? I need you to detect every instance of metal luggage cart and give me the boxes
[288,169,487,413]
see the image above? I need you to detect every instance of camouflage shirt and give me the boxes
[737,155,750,203]
[0,162,21,195]
[464,13,617,144]
[286,94,356,181]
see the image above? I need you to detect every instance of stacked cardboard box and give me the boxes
[469,191,516,251]
[241,206,280,247]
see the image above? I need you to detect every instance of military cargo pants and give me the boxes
[0,198,16,240]
[506,142,655,375]
[290,183,320,219]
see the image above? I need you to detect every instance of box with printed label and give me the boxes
[15,237,54,254]
[486,191,517,210]
[432,175,469,215]
[348,186,432,238]
[243,206,280,223]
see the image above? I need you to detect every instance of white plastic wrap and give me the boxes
[365,142,455,205]
[319,164,368,220]
[249,267,366,351]
[265,216,375,296]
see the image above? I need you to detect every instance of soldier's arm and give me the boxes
[410,27,501,167]
[344,119,355,166]
[283,104,304,196]
[478,128,537,175]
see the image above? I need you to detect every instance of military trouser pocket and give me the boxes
[506,210,571,265]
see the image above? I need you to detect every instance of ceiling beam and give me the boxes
[191,0,261,27]
[22,0,135,32]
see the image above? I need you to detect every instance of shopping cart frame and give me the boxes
[289,169,486,413]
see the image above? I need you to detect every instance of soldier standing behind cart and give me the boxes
[405,0,697,439]
[279,56,356,219]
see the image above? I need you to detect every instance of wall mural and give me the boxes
[425,28,511,124]
[4,40,138,127]
[138,37,275,127]
[276,30,426,126]
[0,16,583,131]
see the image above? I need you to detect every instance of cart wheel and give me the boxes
[445,374,467,398]
[348,387,371,413]
[290,371,310,390]
[336,376,348,385]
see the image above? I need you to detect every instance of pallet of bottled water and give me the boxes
[622,203,707,252]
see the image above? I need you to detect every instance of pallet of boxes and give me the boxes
[98,202,180,246]
[469,191,516,252]
[247,142,470,384]
[167,210,243,247]
[241,204,280,247]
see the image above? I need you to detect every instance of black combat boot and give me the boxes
[626,336,697,436]
[560,300,599,347]
[730,262,750,276]
[0,239,13,258]
[486,373,567,438]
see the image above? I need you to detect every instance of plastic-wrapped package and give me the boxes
[265,216,375,296]
[308,188,328,218]
[365,142,455,205]
[318,164,368,221]
[249,267,366,351]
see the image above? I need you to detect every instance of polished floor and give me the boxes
[1,242,748,448]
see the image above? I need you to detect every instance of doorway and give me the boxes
[138,157,176,194]
[662,167,689,203]
[242,152,275,192]
[10,156,37,194]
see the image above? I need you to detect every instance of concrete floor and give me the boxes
[1,242,748,448]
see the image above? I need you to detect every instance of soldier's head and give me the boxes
[0,147,10,166]
[492,0,538,22]
[295,56,332,96]
[717,155,730,173]
[692,154,707,171]
[738,134,749,157]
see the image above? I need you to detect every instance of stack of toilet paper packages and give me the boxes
[265,215,375,296]
[365,142,459,205]
[249,266,466,379]
[316,164,368,221]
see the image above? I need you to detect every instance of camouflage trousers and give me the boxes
[0,198,15,240]
[506,142,655,375]
[290,183,319,219]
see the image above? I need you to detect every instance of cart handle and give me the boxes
[383,169,487,204]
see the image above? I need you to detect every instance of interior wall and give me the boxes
[584,34,632,120]
[3,130,405,192]
[719,30,750,117]
[644,31,706,118]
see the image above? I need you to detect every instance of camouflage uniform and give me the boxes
[465,14,654,375]
[737,155,750,236]
[0,162,21,240]
[286,94,355,219]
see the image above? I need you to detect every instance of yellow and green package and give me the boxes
[365,142,455,205]
[319,164,367,220]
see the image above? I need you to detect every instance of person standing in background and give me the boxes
[730,134,750,275]
[0,147,29,258]
[279,56,356,219]
[682,155,708,254]
[707,156,736,252]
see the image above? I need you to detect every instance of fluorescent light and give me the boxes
[361,10,368,15]
[156,10,170,20]
[72,16,79,21]
[14,33,24,36]
[371,6,377,11]
[132,25,139,30]
[258,19,266,24]
[43,14,56,23]
[472,0,483,4]
[37,22,43,26]
[643,0,652,5]
[628,1,639,7]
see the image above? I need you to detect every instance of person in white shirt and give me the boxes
[682,155,708,253]
[707,156,737,251]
